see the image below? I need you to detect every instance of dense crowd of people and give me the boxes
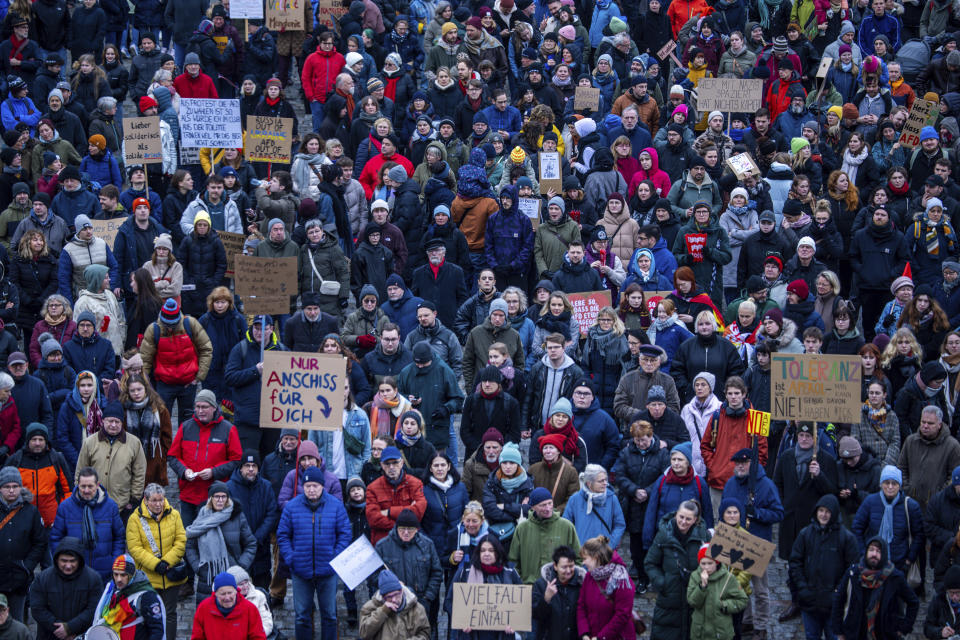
[1,0,960,638]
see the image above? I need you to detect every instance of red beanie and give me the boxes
[538,433,566,451]
[139,95,158,113]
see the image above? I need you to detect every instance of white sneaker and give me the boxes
[129,44,138,56]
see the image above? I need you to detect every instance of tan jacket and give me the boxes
[358,587,431,640]
[76,430,147,509]
[143,258,184,299]
[529,457,580,513]
[461,449,494,502]
[600,209,640,265]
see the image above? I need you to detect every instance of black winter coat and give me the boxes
[242,27,277,89]
[31,0,69,51]
[186,32,229,84]
[521,358,584,432]
[8,253,58,329]
[788,494,860,614]
[894,376,950,444]
[43,106,85,154]
[612,437,671,533]
[30,538,102,640]
[925,590,960,640]
[737,229,793,290]
[281,310,339,352]
[132,0,165,28]
[481,472,534,526]
[0,490,45,595]
[397,436,437,478]
[102,59,128,104]
[672,332,746,402]
[70,71,112,117]
[837,452,882,524]
[128,48,164,103]
[427,82,462,119]
[197,308,246,401]
[925,485,960,553]
[644,514,710,640]
[360,344,413,386]
[374,528,443,608]
[460,391,522,456]
[774,444,839,561]
[410,261,468,329]
[849,221,910,291]
[532,564,585,640]
[178,230,227,318]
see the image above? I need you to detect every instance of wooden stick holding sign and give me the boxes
[656,39,684,68]
[709,522,776,576]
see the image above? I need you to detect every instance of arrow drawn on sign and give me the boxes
[316,395,332,418]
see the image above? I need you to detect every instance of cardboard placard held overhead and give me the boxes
[567,290,613,336]
[695,79,764,113]
[315,0,348,28]
[816,57,833,79]
[233,255,298,297]
[260,351,346,429]
[219,231,247,277]
[538,152,562,194]
[179,99,243,149]
[898,99,936,148]
[230,0,263,18]
[90,219,123,249]
[657,39,677,62]
[574,87,601,111]
[450,584,532,632]
[123,117,162,165]
[245,116,294,163]
[266,0,305,31]
[330,537,383,591]
[726,152,761,180]
[771,353,862,423]
[709,522,777,577]
[518,197,540,230]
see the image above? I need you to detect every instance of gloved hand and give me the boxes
[882,313,896,328]
[923,35,937,46]
[432,405,450,422]
[339,298,349,309]
[155,561,169,575]
[745,505,758,522]
[357,334,377,349]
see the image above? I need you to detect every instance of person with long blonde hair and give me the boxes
[880,327,923,392]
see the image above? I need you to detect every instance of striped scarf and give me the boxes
[914,216,958,256]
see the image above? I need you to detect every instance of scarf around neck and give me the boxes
[589,562,631,596]
[498,467,528,492]
[841,148,868,185]
[186,503,234,579]
[125,398,162,458]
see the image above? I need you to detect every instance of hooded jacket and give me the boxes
[30,537,102,640]
[645,513,710,639]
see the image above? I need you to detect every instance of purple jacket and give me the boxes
[277,464,343,508]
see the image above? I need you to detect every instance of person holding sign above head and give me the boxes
[358,568,430,640]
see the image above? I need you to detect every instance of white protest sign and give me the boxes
[230,0,263,18]
[330,536,383,590]
[179,99,242,149]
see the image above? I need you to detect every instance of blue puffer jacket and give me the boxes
[852,491,926,567]
[421,466,469,558]
[592,71,619,112]
[49,487,125,580]
[381,288,423,340]
[178,230,227,318]
[54,381,103,474]
[276,491,351,579]
[51,188,100,230]
[223,331,287,426]
[647,320,694,375]
[642,471,713,546]
[35,359,77,416]
[720,465,784,541]
[484,185,534,274]
[79,151,122,190]
[563,487,627,548]
[119,187,164,223]
[62,331,114,383]
[198,309,247,401]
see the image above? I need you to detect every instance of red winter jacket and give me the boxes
[191,593,266,640]
[301,46,346,103]
[0,397,21,452]
[167,414,242,505]
[766,72,806,124]
[365,472,427,544]
[173,72,219,99]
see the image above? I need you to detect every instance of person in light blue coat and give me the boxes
[588,1,625,48]
[622,248,674,292]
[562,463,626,549]
[309,388,371,481]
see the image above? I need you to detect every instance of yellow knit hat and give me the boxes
[510,146,526,164]
[441,21,457,35]
[827,105,842,120]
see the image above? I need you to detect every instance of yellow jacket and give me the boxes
[126,498,188,590]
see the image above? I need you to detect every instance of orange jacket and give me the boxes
[8,446,71,527]
[450,195,500,251]
[365,473,427,544]
[700,406,768,490]
[667,0,709,38]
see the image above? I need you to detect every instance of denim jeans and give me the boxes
[310,101,325,133]
[173,43,187,70]
[156,381,196,428]
[292,574,338,640]
[801,610,835,640]
[447,415,458,465]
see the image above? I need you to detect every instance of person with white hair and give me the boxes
[561,464,626,549]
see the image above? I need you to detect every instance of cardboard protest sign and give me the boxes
[538,152,562,194]
[709,522,776,576]
[90,219,123,249]
[123,117,162,165]
[180,147,201,164]
[219,231,247,277]
[657,40,677,62]
[695,79,764,113]
[898,99,936,149]
[260,351,346,429]
[817,57,833,79]
[574,87,601,111]
[240,294,291,315]
[230,0,263,18]
[233,255,298,297]
[726,153,761,180]
[568,291,612,336]
[315,0,348,28]
[518,197,540,230]
[179,99,242,149]
[245,116,294,163]
[450,584,532,632]
[330,536,383,590]
[771,353,861,423]
[266,0,305,31]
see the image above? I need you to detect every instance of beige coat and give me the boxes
[76,430,147,509]
[600,209,640,265]
[143,258,184,299]
[358,587,431,640]
[73,289,127,354]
